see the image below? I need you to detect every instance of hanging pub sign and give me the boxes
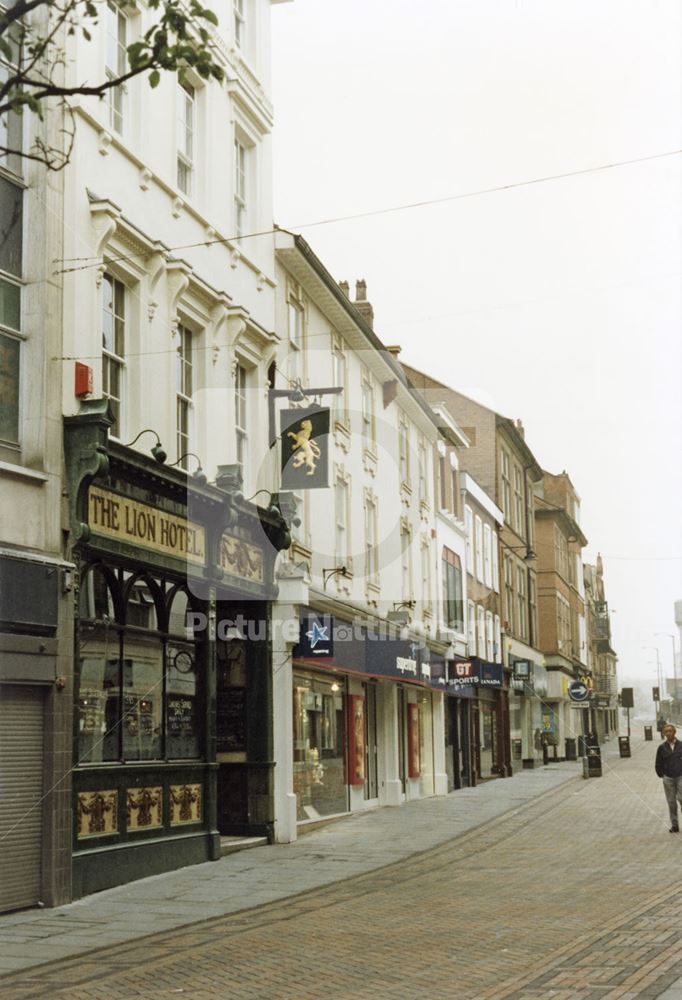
[280,406,330,490]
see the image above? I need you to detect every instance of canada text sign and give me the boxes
[88,486,205,565]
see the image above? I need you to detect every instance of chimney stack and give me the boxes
[339,280,349,298]
[353,279,374,329]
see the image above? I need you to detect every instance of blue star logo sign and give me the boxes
[306,621,329,650]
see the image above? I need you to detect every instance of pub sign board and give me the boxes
[280,406,330,490]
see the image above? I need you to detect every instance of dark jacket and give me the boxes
[655,740,682,778]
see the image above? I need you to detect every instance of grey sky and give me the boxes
[271,0,682,701]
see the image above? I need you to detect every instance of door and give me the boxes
[397,686,407,793]
[0,685,45,913]
[446,697,461,792]
[363,682,378,800]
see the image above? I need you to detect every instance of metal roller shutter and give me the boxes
[0,685,45,913]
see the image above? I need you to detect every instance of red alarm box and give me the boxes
[75,361,93,397]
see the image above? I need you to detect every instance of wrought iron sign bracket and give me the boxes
[268,384,343,448]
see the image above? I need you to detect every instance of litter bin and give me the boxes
[564,737,577,761]
[644,726,653,741]
[582,746,602,778]
[618,736,631,758]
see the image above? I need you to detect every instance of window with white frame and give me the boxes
[476,605,485,658]
[335,475,349,567]
[517,565,527,641]
[474,514,484,582]
[494,614,501,662]
[361,369,375,445]
[557,593,571,652]
[234,136,248,237]
[513,465,524,535]
[492,529,499,593]
[234,0,246,49]
[400,522,412,602]
[485,611,494,661]
[288,286,304,383]
[467,601,476,653]
[529,574,538,647]
[504,554,514,633]
[0,174,22,451]
[527,481,534,549]
[450,466,459,517]
[418,437,428,502]
[0,65,22,175]
[439,453,447,509]
[102,272,126,439]
[464,505,473,571]
[483,523,492,589]
[442,548,463,632]
[177,80,195,196]
[398,417,409,484]
[500,448,511,518]
[176,324,193,466]
[364,493,378,582]
[105,1,127,134]
[421,538,431,609]
[234,363,248,485]
[332,338,346,425]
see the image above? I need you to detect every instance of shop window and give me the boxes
[293,672,347,821]
[77,567,204,766]
[123,578,162,761]
[78,566,120,763]
[166,588,201,760]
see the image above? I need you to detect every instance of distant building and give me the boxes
[534,471,589,753]
[584,556,619,739]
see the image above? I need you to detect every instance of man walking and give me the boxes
[655,723,682,832]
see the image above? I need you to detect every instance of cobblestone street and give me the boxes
[2,739,682,1000]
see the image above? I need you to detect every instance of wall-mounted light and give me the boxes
[168,452,207,485]
[123,429,167,464]
[323,566,348,590]
[504,543,536,562]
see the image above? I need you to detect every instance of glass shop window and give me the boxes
[166,590,201,760]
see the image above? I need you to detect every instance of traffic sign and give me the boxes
[568,680,590,702]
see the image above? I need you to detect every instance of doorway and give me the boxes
[363,681,378,800]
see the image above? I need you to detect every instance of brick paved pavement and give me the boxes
[1,737,681,999]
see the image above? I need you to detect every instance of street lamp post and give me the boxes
[655,633,678,723]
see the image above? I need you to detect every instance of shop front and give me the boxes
[290,610,446,825]
[443,667,475,791]
[64,402,290,898]
[509,655,548,769]
[0,551,72,912]
[446,658,510,781]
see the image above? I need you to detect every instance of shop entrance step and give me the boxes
[219,836,268,858]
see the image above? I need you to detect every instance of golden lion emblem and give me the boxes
[287,419,321,476]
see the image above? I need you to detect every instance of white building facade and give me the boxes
[270,239,451,843]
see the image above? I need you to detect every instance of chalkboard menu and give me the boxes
[216,687,246,753]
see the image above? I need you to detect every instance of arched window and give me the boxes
[77,569,205,767]
[78,565,121,764]
[121,575,163,761]
[166,588,202,759]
